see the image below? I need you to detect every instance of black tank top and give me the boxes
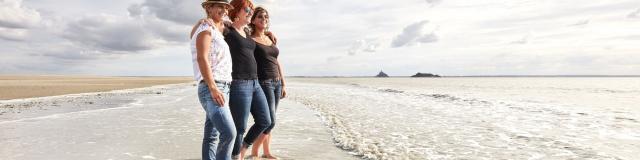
[224,26,258,79]
[254,42,280,80]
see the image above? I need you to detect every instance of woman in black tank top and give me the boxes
[248,7,287,159]
[224,1,272,159]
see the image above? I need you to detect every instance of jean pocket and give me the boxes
[198,84,208,96]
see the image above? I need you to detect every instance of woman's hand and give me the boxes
[280,86,287,99]
[265,31,278,45]
[209,87,226,107]
[200,18,215,26]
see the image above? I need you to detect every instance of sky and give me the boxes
[1,0,639,76]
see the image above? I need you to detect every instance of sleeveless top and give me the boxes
[190,23,233,82]
[254,42,280,80]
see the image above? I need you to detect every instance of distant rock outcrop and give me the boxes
[411,72,440,77]
[376,71,389,77]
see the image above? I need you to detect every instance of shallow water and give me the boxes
[0,83,357,160]
[287,77,640,160]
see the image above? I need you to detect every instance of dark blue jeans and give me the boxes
[229,79,271,156]
[198,81,236,160]
[260,79,282,134]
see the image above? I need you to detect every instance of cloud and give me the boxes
[127,4,143,17]
[142,17,190,43]
[606,35,640,40]
[348,39,382,55]
[254,0,277,4]
[391,20,439,48]
[510,35,531,44]
[128,0,202,25]
[628,8,640,18]
[0,0,41,29]
[425,0,443,6]
[126,0,201,43]
[326,56,342,62]
[62,14,156,52]
[569,19,590,26]
[0,27,28,41]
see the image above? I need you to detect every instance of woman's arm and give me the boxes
[277,60,287,98]
[195,30,225,106]
[265,31,278,45]
[190,22,202,39]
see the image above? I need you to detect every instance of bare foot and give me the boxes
[261,154,279,160]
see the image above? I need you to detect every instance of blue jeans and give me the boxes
[229,79,272,156]
[198,81,237,160]
[260,79,282,134]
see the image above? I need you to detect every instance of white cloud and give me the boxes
[128,0,202,25]
[348,39,382,55]
[0,0,40,41]
[326,56,342,62]
[0,27,28,41]
[570,19,590,26]
[510,34,532,44]
[425,0,443,6]
[628,8,640,18]
[391,20,439,48]
[62,14,156,52]
[0,0,41,28]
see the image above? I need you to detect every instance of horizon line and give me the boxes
[2,74,640,78]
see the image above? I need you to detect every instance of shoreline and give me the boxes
[0,75,192,100]
[0,82,359,160]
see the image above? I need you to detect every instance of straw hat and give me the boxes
[201,0,233,9]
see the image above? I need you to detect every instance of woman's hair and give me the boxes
[203,4,213,18]
[228,0,254,21]
[249,7,269,35]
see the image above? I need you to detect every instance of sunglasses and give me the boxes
[244,7,253,14]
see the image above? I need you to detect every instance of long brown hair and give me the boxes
[249,7,269,35]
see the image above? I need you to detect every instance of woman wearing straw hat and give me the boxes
[191,0,236,159]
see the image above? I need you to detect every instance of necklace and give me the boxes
[259,34,271,45]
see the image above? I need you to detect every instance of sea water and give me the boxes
[287,77,640,160]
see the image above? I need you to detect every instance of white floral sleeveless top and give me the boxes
[190,23,233,82]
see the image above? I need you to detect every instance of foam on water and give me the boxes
[288,78,640,160]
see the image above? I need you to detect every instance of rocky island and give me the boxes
[376,71,389,77]
[411,72,441,77]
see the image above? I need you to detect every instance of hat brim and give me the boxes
[201,2,233,9]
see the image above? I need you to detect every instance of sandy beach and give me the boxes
[0,75,192,100]
[0,81,358,160]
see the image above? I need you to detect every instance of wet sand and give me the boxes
[0,82,357,160]
[0,75,191,100]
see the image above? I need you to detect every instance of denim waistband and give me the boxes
[259,79,281,83]
[200,80,232,86]
[232,79,259,83]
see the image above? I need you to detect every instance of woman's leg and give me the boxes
[213,84,236,160]
[251,134,267,156]
[263,80,282,157]
[252,80,276,156]
[199,82,236,160]
[229,80,253,157]
[239,80,272,159]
